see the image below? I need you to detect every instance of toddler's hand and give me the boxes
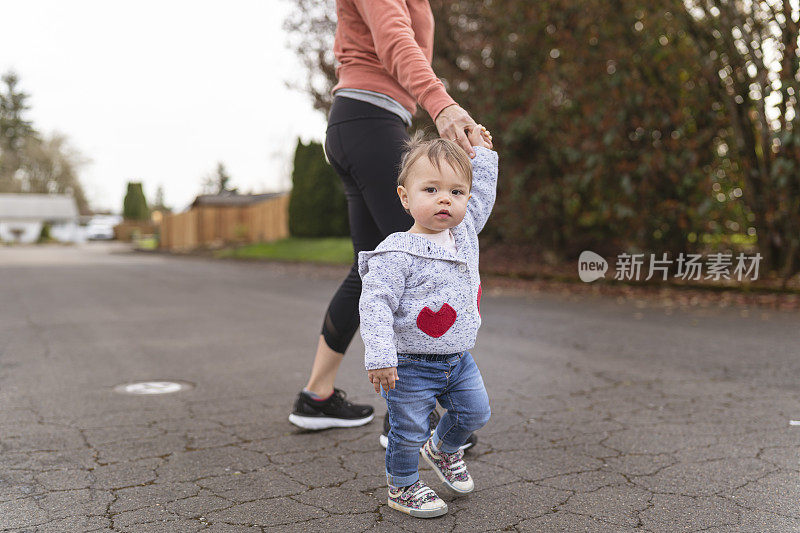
[467,124,493,150]
[367,366,399,394]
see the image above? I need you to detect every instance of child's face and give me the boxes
[397,156,471,234]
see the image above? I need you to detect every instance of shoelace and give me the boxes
[438,449,467,476]
[403,481,436,501]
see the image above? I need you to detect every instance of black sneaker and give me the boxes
[289,388,374,430]
[379,410,477,451]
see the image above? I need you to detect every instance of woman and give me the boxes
[289,0,482,441]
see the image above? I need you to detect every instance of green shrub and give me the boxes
[38,222,51,243]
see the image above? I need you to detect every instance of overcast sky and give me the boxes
[0,0,328,213]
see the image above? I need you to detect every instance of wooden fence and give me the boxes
[113,220,156,242]
[160,194,289,251]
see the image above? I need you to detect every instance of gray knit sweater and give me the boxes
[358,146,499,370]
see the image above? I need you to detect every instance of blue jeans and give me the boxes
[380,350,491,488]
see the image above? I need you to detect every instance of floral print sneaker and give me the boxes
[387,480,448,518]
[421,437,475,494]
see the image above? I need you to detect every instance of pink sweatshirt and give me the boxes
[332,0,457,120]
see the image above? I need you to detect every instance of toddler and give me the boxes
[358,126,497,518]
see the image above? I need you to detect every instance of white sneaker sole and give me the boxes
[388,498,448,518]
[421,449,474,494]
[380,433,473,451]
[289,413,374,430]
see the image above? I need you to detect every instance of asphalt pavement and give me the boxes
[1,243,798,532]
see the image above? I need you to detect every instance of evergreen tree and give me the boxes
[202,162,237,195]
[288,139,349,237]
[123,182,150,221]
[215,162,231,193]
[153,184,170,211]
[0,71,37,191]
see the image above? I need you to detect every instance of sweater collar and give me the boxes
[364,223,468,263]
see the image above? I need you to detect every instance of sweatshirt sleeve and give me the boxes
[465,147,499,234]
[354,0,456,120]
[358,251,411,370]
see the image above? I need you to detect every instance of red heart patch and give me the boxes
[416,303,457,338]
[477,283,482,316]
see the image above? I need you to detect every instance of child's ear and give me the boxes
[397,185,408,208]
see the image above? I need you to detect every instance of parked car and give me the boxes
[85,215,122,240]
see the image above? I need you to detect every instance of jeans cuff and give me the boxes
[432,428,461,454]
[386,470,419,489]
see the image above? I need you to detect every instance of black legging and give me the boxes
[321,96,414,353]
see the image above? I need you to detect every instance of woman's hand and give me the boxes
[435,104,479,158]
[368,366,399,393]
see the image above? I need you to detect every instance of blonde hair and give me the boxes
[397,131,473,190]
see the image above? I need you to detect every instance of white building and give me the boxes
[0,193,84,244]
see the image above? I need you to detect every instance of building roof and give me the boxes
[0,194,79,221]
[191,192,286,208]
